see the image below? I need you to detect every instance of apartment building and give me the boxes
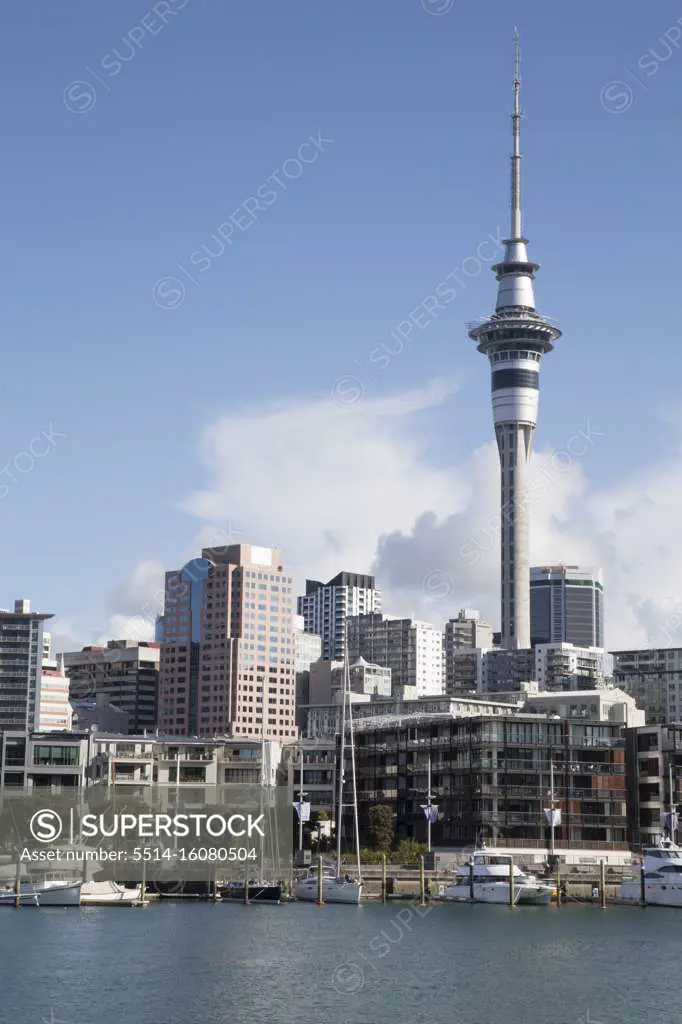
[297,572,380,660]
[346,613,443,696]
[351,710,628,860]
[534,643,604,691]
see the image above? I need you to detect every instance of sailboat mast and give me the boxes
[346,657,362,882]
[669,760,676,843]
[335,651,347,877]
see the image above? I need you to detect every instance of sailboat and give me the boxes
[294,639,362,905]
[223,713,281,904]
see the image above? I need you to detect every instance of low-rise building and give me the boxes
[0,730,89,794]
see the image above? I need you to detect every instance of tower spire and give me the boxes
[511,27,522,240]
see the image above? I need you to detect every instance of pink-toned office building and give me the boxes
[158,544,297,740]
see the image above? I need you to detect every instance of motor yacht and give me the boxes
[619,838,682,907]
[441,849,554,905]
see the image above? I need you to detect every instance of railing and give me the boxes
[106,752,155,761]
[481,838,629,851]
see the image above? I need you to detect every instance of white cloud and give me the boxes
[99,559,166,644]
[182,377,466,586]
[178,379,682,654]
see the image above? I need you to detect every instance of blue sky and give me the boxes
[2,0,682,649]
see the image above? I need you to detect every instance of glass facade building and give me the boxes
[530,565,603,648]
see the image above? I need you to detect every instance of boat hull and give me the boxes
[0,890,38,907]
[442,882,553,906]
[619,879,682,907]
[294,878,362,905]
[222,884,281,904]
[25,882,82,907]
[80,881,143,905]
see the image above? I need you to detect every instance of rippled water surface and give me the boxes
[1,900,680,1024]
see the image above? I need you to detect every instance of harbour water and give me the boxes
[2,901,681,1024]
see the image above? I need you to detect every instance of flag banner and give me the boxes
[421,805,439,824]
[664,812,679,831]
[294,801,311,822]
[544,809,561,827]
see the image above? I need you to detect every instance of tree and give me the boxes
[392,838,426,865]
[367,805,394,852]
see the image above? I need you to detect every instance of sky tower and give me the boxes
[468,33,561,650]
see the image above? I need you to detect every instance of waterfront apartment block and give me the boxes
[346,613,444,696]
[158,544,297,741]
[281,738,337,817]
[0,599,53,732]
[0,730,88,794]
[625,723,682,847]
[63,640,160,734]
[611,647,682,725]
[350,709,628,854]
[531,565,604,648]
[297,572,380,660]
[89,734,282,791]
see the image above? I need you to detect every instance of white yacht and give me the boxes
[25,878,82,906]
[441,849,554,905]
[294,867,362,905]
[80,880,144,906]
[619,838,682,907]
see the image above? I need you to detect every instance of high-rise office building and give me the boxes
[0,599,53,732]
[297,572,380,660]
[156,557,211,734]
[346,613,443,696]
[467,36,561,649]
[159,544,297,740]
[530,565,604,648]
[63,640,160,734]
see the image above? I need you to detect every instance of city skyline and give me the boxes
[2,3,681,655]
